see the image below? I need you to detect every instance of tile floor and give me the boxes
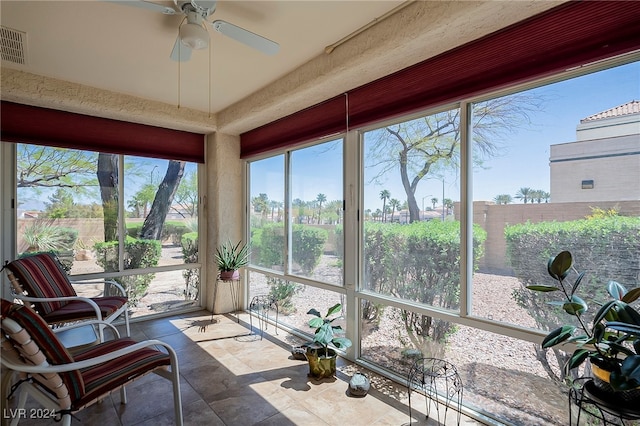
[4,310,482,426]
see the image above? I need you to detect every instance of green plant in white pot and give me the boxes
[304,303,352,379]
[528,250,640,399]
[215,240,249,280]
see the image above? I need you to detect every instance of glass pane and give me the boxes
[248,270,345,337]
[470,61,640,328]
[249,155,285,271]
[290,139,344,285]
[362,108,462,312]
[16,144,106,275]
[360,301,568,425]
[123,156,198,267]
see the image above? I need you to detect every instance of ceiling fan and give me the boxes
[112,0,279,61]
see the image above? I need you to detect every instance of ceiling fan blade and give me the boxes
[170,36,192,62]
[211,20,279,56]
[106,1,178,15]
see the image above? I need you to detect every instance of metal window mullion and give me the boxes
[118,155,125,272]
[284,152,291,275]
[459,102,473,318]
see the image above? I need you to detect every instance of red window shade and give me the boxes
[241,1,640,158]
[240,95,346,158]
[1,101,205,163]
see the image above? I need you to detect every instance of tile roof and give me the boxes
[581,100,640,123]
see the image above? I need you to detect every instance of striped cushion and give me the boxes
[42,296,127,324]
[0,299,85,402]
[72,338,170,409]
[6,253,76,315]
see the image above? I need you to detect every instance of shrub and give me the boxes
[505,215,640,381]
[363,220,486,357]
[253,224,327,274]
[181,232,199,300]
[267,277,302,314]
[94,236,161,305]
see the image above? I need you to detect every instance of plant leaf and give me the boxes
[332,337,352,349]
[325,303,342,318]
[526,285,559,292]
[622,287,640,304]
[542,325,575,348]
[592,300,617,326]
[307,308,322,318]
[548,251,572,280]
[570,271,586,296]
[563,296,587,315]
[606,321,640,335]
[566,349,590,370]
[610,355,640,391]
[607,280,627,300]
[308,317,324,328]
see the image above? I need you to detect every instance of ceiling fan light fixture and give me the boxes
[179,23,209,50]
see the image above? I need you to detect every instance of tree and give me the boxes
[44,188,75,218]
[379,189,390,222]
[389,198,400,223]
[129,183,156,218]
[252,193,269,218]
[173,169,198,217]
[17,145,97,190]
[443,198,454,215]
[315,193,327,224]
[430,197,438,210]
[366,94,541,222]
[97,153,119,241]
[515,187,532,204]
[493,194,512,205]
[140,160,185,240]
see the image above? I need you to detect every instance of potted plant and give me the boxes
[215,240,250,280]
[303,303,352,379]
[528,250,640,399]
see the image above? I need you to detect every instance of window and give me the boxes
[15,144,201,317]
[246,57,639,425]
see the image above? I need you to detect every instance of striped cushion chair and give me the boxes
[5,252,130,339]
[0,299,183,426]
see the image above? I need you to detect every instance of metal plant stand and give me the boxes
[249,295,278,339]
[569,377,640,425]
[212,276,241,322]
[407,357,463,426]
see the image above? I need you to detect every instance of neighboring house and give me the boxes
[549,100,640,202]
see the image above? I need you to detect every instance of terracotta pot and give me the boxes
[219,270,240,280]
[306,348,337,379]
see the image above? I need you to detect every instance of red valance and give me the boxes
[1,101,205,163]
[241,1,640,158]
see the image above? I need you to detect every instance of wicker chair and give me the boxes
[0,299,183,426]
[5,252,130,340]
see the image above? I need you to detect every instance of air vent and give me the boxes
[1,26,26,65]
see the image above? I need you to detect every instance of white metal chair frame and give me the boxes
[7,270,131,341]
[1,317,183,426]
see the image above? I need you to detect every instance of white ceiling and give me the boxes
[0,0,405,115]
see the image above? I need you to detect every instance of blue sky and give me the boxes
[251,60,639,211]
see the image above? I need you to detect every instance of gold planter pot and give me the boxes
[306,348,337,379]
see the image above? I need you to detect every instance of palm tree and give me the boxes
[389,198,400,222]
[379,189,391,222]
[443,198,454,215]
[316,193,327,224]
[515,187,532,204]
[493,194,512,205]
[541,191,551,203]
[430,197,438,210]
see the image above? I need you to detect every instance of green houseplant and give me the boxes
[215,240,250,280]
[303,303,352,379]
[528,250,640,395]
